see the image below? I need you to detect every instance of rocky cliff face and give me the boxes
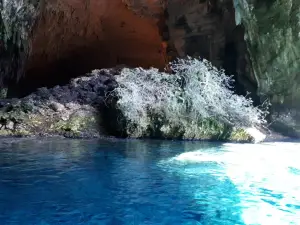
[1,0,168,96]
[0,0,38,83]
[166,0,257,98]
[2,0,247,96]
[234,0,300,136]
[0,0,299,137]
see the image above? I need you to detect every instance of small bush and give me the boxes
[109,57,268,139]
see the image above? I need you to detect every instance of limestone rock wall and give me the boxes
[1,0,168,96]
[0,0,39,83]
[234,0,300,136]
[122,0,166,18]
[167,0,236,65]
[29,0,167,70]
[1,0,242,89]
[1,0,300,136]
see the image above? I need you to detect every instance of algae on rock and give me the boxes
[50,109,100,138]
[0,98,101,138]
[0,69,118,138]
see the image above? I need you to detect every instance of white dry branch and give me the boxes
[110,57,268,137]
[169,57,268,127]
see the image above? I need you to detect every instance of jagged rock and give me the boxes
[0,69,117,138]
[167,0,235,65]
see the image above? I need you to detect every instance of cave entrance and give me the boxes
[7,42,166,98]
[6,0,167,98]
[222,25,261,106]
[223,41,245,96]
[7,48,112,98]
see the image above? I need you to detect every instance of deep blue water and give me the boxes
[0,138,300,225]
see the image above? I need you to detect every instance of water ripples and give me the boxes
[0,138,300,224]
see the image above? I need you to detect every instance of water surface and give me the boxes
[0,138,299,224]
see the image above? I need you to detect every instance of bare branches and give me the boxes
[111,57,269,138]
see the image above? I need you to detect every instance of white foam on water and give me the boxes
[159,142,300,225]
[222,143,300,225]
[245,127,266,143]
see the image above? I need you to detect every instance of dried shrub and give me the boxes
[108,57,268,139]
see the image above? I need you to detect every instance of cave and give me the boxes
[223,41,249,96]
[6,0,167,98]
[224,24,261,106]
[5,0,257,102]
[0,0,299,139]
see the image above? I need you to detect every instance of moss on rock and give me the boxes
[0,100,101,138]
[0,69,117,138]
[50,110,100,138]
[102,103,255,142]
[229,128,253,142]
[159,118,232,140]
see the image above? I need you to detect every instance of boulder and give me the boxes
[0,69,117,138]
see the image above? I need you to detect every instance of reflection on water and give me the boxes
[161,142,300,225]
[0,138,299,224]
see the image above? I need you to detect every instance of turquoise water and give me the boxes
[0,138,300,224]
